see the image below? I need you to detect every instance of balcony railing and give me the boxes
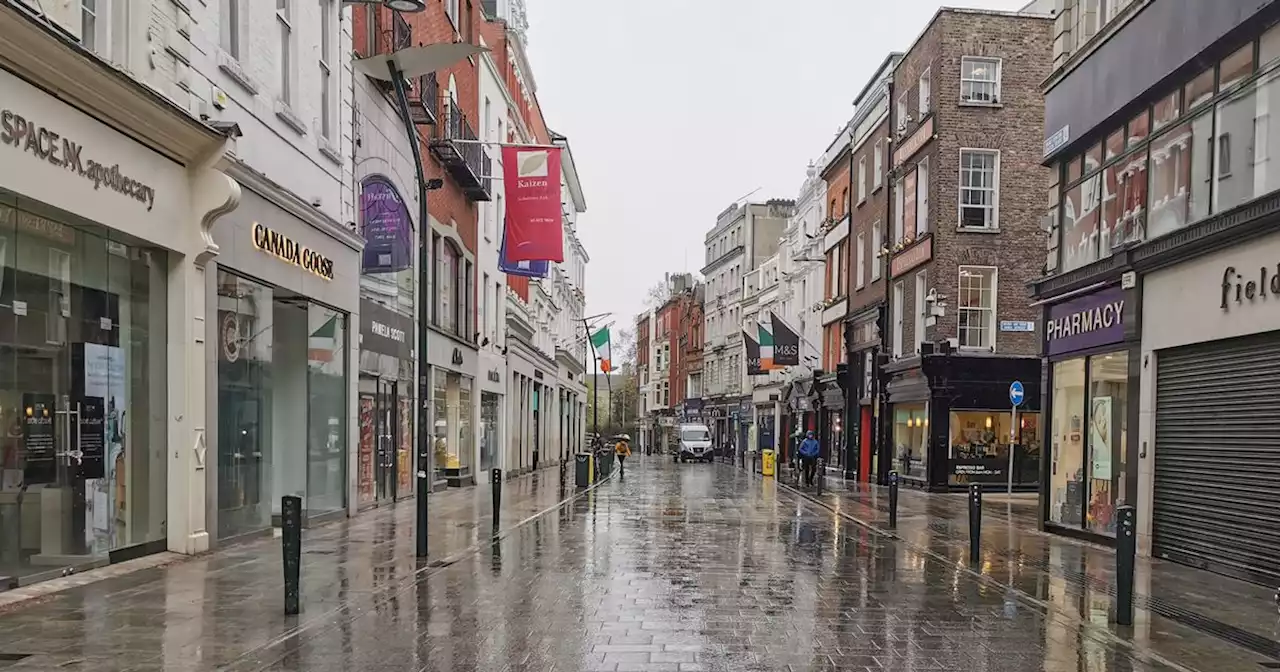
[408,72,438,126]
[429,96,492,201]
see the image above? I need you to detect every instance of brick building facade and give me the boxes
[875,8,1053,490]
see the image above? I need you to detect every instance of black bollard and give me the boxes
[817,458,825,494]
[968,483,982,565]
[888,471,899,529]
[491,468,502,532]
[1115,505,1136,625]
[281,495,302,615]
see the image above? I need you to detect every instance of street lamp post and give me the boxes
[355,41,488,559]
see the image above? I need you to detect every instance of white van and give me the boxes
[676,423,713,462]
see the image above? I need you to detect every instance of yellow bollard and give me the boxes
[761,449,776,477]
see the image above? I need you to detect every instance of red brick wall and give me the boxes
[889,10,1053,355]
[849,120,891,317]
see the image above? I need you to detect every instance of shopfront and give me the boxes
[209,186,360,539]
[1141,233,1280,585]
[0,52,235,578]
[426,333,478,488]
[1041,284,1135,541]
[781,379,816,463]
[357,299,414,509]
[884,351,1042,491]
[818,371,845,469]
[479,363,503,473]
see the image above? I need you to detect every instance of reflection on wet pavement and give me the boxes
[0,459,1219,671]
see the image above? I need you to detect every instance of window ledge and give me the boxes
[957,226,1001,234]
[217,51,259,96]
[275,102,308,137]
[318,137,342,165]
[959,101,1003,109]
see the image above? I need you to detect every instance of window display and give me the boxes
[432,369,473,480]
[948,410,1041,486]
[0,198,169,573]
[1087,353,1128,534]
[1050,359,1086,528]
[892,403,928,480]
[1049,354,1127,534]
[306,306,346,517]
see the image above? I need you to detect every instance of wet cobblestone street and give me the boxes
[0,458,1241,671]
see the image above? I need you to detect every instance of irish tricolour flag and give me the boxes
[591,326,612,373]
[757,323,774,370]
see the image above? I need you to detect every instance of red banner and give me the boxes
[502,146,564,263]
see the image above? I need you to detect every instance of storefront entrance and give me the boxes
[359,378,399,505]
[0,196,169,580]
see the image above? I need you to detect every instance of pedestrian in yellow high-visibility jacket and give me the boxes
[614,436,631,476]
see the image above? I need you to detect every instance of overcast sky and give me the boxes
[526,0,1034,326]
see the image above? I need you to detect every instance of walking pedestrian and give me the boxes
[615,434,632,476]
[798,430,821,487]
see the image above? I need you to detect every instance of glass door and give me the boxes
[375,380,397,502]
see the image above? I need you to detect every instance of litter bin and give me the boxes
[599,451,614,477]
[575,453,593,487]
[761,449,775,477]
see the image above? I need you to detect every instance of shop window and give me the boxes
[892,403,928,480]
[957,266,996,350]
[432,369,472,480]
[1087,352,1128,534]
[1214,68,1280,212]
[306,305,346,517]
[949,410,1042,487]
[0,201,171,567]
[1050,359,1086,528]
[1184,67,1215,112]
[1065,154,1083,184]
[1104,129,1125,161]
[1219,43,1255,92]
[217,271,275,539]
[1084,142,1103,175]
[1263,21,1280,67]
[1152,91,1180,133]
[917,156,930,234]
[1102,150,1148,252]
[1062,172,1101,271]
[1148,112,1212,240]
[1127,108,1150,148]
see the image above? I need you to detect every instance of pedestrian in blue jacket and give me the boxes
[798,430,821,487]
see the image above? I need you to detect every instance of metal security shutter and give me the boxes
[1153,332,1280,586]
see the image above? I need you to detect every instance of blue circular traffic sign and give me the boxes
[1009,381,1025,407]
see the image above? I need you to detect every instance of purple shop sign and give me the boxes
[499,223,549,278]
[1045,286,1126,357]
[360,176,412,274]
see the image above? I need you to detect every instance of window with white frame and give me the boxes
[445,0,460,29]
[893,177,905,243]
[891,281,904,356]
[855,232,866,290]
[960,57,1001,104]
[918,67,931,115]
[897,94,909,128]
[871,223,882,280]
[277,0,294,103]
[857,157,867,203]
[873,140,884,189]
[80,0,99,51]
[959,149,999,229]
[319,0,336,141]
[914,269,929,351]
[222,0,240,58]
[957,266,997,350]
[916,156,930,235]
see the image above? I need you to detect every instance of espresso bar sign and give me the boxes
[1045,286,1125,357]
[253,223,335,280]
[0,110,157,210]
